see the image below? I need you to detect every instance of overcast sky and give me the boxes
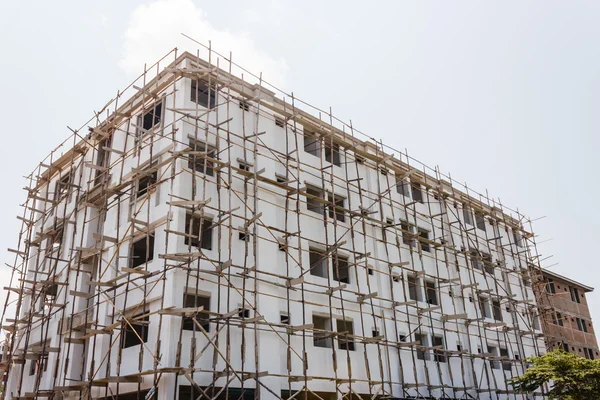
[1,0,599,337]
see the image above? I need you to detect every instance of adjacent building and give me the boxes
[1,50,548,399]
[534,269,599,359]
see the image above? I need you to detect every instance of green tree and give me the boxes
[509,349,600,399]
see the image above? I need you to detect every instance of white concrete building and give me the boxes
[1,50,546,400]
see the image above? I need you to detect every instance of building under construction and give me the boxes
[0,46,548,399]
[533,269,598,359]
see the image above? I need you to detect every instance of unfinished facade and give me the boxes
[533,269,598,359]
[0,47,547,400]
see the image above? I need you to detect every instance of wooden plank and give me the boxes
[158,306,204,316]
[390,261,410,267]
[357,292,378,303]
[244,212,263,228]
[92,233,118,243]
[159,252,203,262]
[242,371,268,380]
[418,305,441,313]
[64,337,86,345]
[84,162,107,172]
[220,309,241,319]
[216,260,233,273]
[241,316,265,324]
[393,300,417,307]
[286,276,304,287]
[8,248,27,257]
[441,313,468,322]
[287,323,313,332]
[103,146,125,155]
[87,281,115,288]
[326,284,347,295]
[169,199,212,208]
[121,267,151,276]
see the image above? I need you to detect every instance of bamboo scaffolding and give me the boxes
[0,45,548,400]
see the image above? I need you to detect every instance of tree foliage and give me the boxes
[509,349,600,399]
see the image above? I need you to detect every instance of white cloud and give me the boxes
[120,0,288,87]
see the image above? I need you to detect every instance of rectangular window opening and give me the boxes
[312,315,332,348]
[433,336,446,363]
[418,228,431,253]
[136,170,158,198]
[425,281,438,305]
[328,193,346,222]
[546,278,556,294]
[475,211,486,231]
[324,142,341,166]
[182,293,210,332]
[306,187,324,215]
[411,183,423,203]
[191,79,217,109]
[396,177,411,197]
[488,345,499,369]
[188,139,216,176]
[415,333,427,360]
[303,131,320,157]
[401,221,415,247]
[499,348,511,371]
[492,299,503,321]
[469,249,483,271]
[140,101,162,133]
[121,314,149,349]
[336,319,355,351]
[513,230,524,247]
[557,312,564,327]
[408,275,422,302]
[479,296,491,319]
[185,213,213,250]
[570,287,581,304]
[129,234,155,269]
[309,248,328,279]
[463,206,474,225]
[332,254,350,284]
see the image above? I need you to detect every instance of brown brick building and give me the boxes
[534,269,599,359]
